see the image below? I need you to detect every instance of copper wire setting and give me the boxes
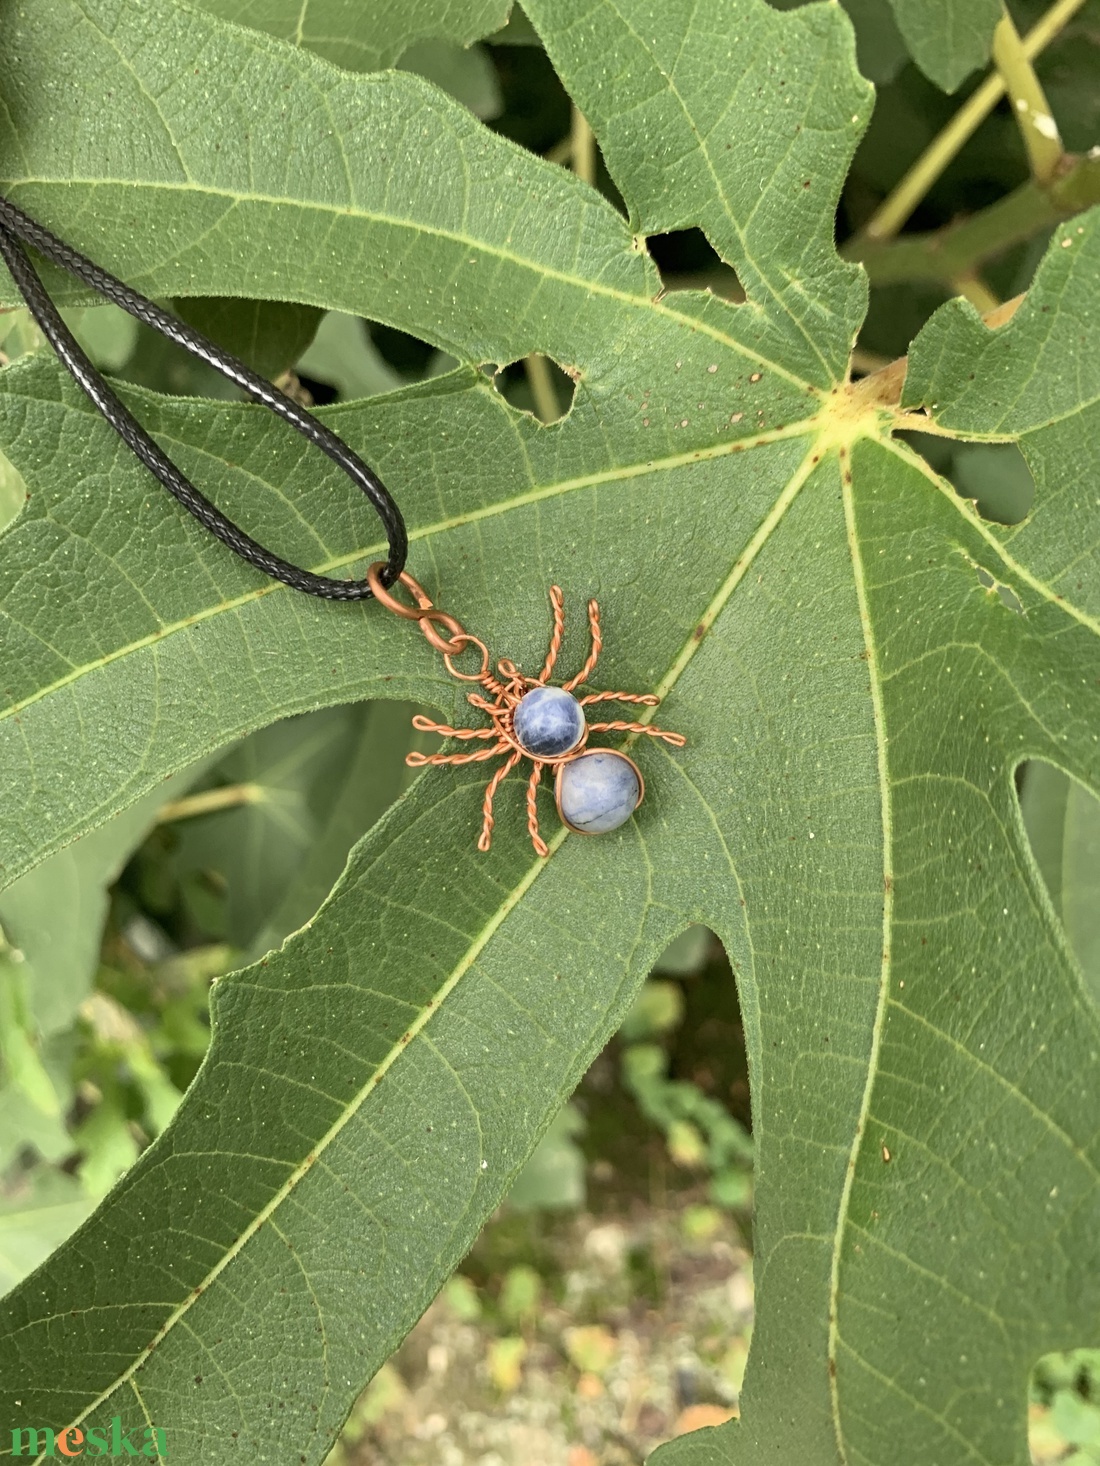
[367,564,685,856]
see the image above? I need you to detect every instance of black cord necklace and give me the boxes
[0,195,406,598]
[0,197,684,856]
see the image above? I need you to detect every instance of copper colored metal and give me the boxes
[562,599,601,692]
[586,720,686,746]
[367,565,685,857]
[526,763,549,857]
[366,562,434,620]
[367,560,470,657]
[442,634,491,682]
[478,748,522,852]
[538,585,566,684]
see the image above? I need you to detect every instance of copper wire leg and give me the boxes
[538,585,566,685]
[467,691,506,714]
[562,599,602,691]
[526,762,549,858]
[587,721,687,747]
[478,748,523,852]
[411,715,500,740]
[579,690,659,707]
[408,741,509,767]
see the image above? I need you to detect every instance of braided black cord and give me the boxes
[0,195,407,598]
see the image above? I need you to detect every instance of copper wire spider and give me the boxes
[402,584,685,856]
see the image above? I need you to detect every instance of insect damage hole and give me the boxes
[296,316,457,404]
[950,442,1035,525]
[970,563,1024,615]
[899,435,1035,528]
[492,355,577,424]
[1017,760,1100,1009]
[644,227,744,302]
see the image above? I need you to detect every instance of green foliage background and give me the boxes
[0,1,1098,1463]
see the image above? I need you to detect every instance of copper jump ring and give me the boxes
[443,634,491,682]
[366,561,434,619]
[367,560,471,656]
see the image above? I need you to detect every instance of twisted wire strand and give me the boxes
[526,763,548,858]
[406,743,506,767]
[587,721,687,746]
[478,748,522,851]
[537,585,566,684]
[579,690,659,707]
[561,599,601,691]
[0,195,407,598]
[410,716,498,740]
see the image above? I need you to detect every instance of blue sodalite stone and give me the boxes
[557,750,642,834]
[513,686,586,758]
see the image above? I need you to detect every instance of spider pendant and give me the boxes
[406,586,686,856]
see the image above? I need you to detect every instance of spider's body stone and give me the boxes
[512,685,586,758]
[556,750,642,835]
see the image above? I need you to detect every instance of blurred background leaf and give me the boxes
[1021,762,1100,1008]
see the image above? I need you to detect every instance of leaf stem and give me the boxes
[990,6,1063,182]
[156,783,265,823]
[860,0,1087,241]
[849,151,1100,287]
[947,271,1000,313]
[571,107,596,187]
[524,353,561,423]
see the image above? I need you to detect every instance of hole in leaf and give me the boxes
[454,909,752,1430]
[295,314,458,404]
[897,434,1035,527]
[951,441,1035,525]
[491,355,577,423]
[1029,1347,1100,1462]
[485,35,626,212]
[397,39,502,123]
[857,280,951,366]
[971,564,1024,614]
[122,701,430,960]
[118,299,321,400]
[370,321,440,378]
[560,926,753,1223]
[1018,761,1100,1009]
[486,36,571,155]
[646,227,743,302]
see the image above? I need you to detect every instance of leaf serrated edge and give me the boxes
[4,176,818,391]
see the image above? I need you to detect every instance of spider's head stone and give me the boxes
[512,686,586,758]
